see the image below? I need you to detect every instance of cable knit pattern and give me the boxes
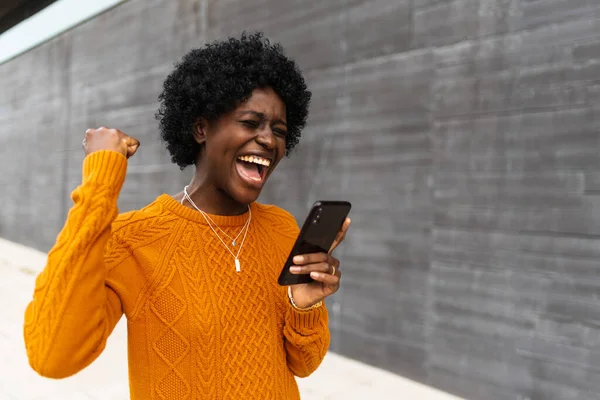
[23,150,330,399]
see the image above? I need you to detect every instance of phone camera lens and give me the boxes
[313,207,322,224]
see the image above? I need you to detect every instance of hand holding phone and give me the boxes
[278,201,351,308]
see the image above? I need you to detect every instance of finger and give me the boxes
[292,252,328,265]
[341,217,351,232]
[125,137,140,158]
[129,143,140,156]
[309,270,341,286]
[289,261,333,275]
[121,135,139,156]
[328,255,341,271]
[82,130,90,150]
[122,136,139,146]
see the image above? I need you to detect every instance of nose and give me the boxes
[256,126,275,150]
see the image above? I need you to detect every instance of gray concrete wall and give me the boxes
[2,0,600,399]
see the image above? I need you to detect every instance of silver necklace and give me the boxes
[183,186,249,247]
[181,186,251,272]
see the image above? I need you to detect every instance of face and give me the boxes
[194,87,288,205]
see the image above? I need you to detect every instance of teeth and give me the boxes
[237,155,271,167]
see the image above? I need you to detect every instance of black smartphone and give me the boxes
[277,200,352,286]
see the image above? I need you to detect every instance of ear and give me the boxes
[193,118,207,145]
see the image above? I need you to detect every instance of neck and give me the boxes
[181,177,248,216]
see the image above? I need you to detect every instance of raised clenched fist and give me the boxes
[82,127,140,159]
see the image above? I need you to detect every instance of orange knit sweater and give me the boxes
[23,150,330,399]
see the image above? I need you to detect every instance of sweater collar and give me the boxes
[154,194,254,227]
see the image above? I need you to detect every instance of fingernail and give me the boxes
[310,272,320,279]
[289,266,301,273]
[293,255,304,263]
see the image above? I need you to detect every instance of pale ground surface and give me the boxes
[0,238,465,400]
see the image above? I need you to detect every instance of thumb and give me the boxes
[123,137,140,158]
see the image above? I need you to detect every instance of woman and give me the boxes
[23,32,350,399]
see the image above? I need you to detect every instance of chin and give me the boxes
[230,186,262,206]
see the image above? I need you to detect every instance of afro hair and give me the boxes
[155,32,311,169]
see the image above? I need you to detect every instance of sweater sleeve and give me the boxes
[23,150,130,379]
[263,205,331,377]
[283,298,330,378]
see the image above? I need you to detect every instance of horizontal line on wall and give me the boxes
[126,164,175,174]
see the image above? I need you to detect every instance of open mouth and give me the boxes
[235,155,271,185]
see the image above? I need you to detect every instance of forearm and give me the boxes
[283,301,330,378]
[24,151,127,378]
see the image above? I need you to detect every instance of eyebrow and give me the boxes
[238,110,287,127]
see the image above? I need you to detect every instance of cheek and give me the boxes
[206,151,228,177]
[272,152,285,171]
[278,136,287,153]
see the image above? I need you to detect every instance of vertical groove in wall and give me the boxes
[59,34,72,226]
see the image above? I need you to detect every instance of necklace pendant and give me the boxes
[232,240,236,247]
[235,258,241,272]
